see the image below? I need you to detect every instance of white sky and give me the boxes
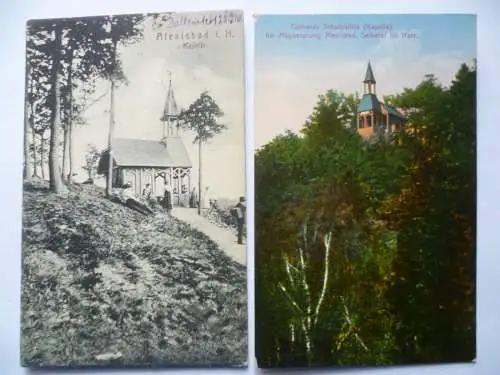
[69,11,246,199]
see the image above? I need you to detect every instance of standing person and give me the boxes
[190,187,198,209]
[142,183,152,201]
[204,186,212,209]
[189,187,194,208]
[164,182,173,215]
[181,183,188,206]
[234,196,246,245]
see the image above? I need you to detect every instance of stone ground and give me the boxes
[171,207,247,266]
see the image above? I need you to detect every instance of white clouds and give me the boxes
[255,36,473,148]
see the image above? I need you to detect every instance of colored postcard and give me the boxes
[21,10,247,368]
[255,14,476,368]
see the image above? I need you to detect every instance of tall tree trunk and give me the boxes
[66,51,74,183]
[40,134,45,180]
[29,77,39,178]
[62,124,69,180]
[106,40,118,196]
[198,139,202,215]
[48,25,66,194]
[31,129,38,177]
[61,93,68,181]
[68,118,73,182]
[24,63,33,179]
[24,125,33,179]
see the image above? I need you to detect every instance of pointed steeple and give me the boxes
[362,61,376,95]
[364,60,376,83]
[161,71,179,139]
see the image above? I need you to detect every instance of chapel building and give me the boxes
[356,61,407,139]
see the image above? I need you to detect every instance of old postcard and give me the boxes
[21,10,247,368]
[255,14,476,368]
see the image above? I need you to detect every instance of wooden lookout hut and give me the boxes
[357,61,407,139]
[98,73,192,206]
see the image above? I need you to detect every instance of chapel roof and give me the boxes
[98,137,192,172]
[358,93,380,113]
[381,102,406,119]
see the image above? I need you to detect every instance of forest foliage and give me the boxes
[24,14,145,191]
[255,62,476,367]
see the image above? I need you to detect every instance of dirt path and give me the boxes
[171,207,247,266]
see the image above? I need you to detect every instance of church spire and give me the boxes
[363,61,376,95]
[161,70,179,138]
[364,60,376,83]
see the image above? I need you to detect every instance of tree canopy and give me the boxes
[177,91,227,214]
[255,62,476,367]
[177,91,227,143]
[24,14,146,191]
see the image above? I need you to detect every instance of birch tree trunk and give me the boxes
[279,229,333,366]
[48,25,66,194]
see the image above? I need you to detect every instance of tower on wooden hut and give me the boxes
[356,61,407,139]
[98,71,192,206]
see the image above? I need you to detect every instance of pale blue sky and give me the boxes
[254,14,476,148]
[255,14,476,61]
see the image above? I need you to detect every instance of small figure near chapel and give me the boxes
[164,182,173,214]
[234,196,246,245]
[203,186,212,209]
[189,187,198,208]
[142,183,152,200]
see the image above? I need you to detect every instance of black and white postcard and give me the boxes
[21,10,247,368]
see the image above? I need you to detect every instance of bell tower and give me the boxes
[161,71,180,140]
[363,60,376,95]
[357,61,380,138]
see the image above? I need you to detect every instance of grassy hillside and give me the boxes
[20,180,247,368]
